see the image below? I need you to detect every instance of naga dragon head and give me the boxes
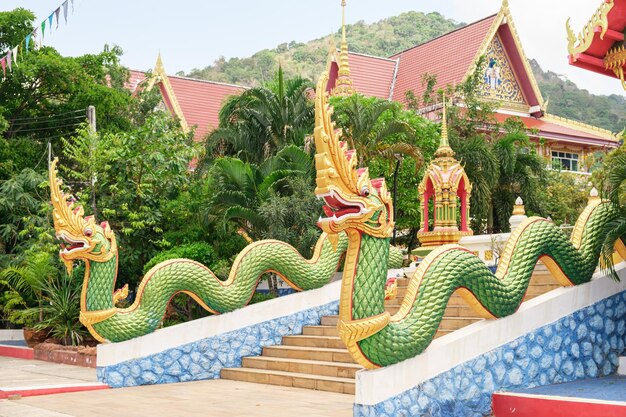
[49,158,117,275]
[313,74,394,239]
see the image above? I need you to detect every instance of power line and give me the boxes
[8,108,85,122]
[8,121,84,134]
[9,114,86,128]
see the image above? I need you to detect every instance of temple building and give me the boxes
[326,0,620,173]
[131,0,620,171]
[127,54,245,142]
[567,0,626,92]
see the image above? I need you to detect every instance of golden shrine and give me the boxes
[417,99,473,247]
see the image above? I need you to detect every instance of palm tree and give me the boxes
[203,67,314,167]
[490,130,546,232]
[601,153,626,280]
[332,95,424,242]
[452,136,499,233]
[451,117,545,234]
[332,95,423,168]
[206,145,314,240]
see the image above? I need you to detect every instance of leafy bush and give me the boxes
[143,242,217,274]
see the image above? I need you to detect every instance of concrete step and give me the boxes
[241,356,362,379]
[282,335,345,349]
[220,367,355,394]
[321,316,339,326]
[302,325,338,337]
[262,345,356,364]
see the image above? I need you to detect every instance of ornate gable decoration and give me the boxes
[477,35,525,105]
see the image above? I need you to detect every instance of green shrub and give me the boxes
[143,242,216,274]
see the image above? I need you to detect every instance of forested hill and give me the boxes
[530,60,626,133]
[185,11,626,133]
[185,12,460,87]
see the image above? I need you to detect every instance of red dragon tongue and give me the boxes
[323,206,335,217]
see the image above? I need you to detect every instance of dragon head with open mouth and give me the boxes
[49,158,117,275]
[313,74,394,240]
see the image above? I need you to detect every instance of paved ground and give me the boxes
[0,379,354,417]
[0,356,98,390]
[0,356,353,417]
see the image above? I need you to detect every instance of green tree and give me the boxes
[62,110,198,286]
[331,95,423,168]
[203,67,313,166]
[0,169,48,260]
[599,152,626,280]
[206,145,314,240]
[331,95,439,252]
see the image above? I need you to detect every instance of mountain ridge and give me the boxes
[184,11,626,133]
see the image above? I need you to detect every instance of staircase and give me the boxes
[220,263,561,394]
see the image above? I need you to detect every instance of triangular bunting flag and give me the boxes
[48,14,54,32]
[1,57,6,78]
[71,0,75,13]
[55,8,61,29]
[6,50,12,72]
[31,28,39,51]
[25,33,31,53]
[62,1,68,24]
[12,46,18,66]
[41,20,46,41]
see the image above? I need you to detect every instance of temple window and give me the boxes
[551,151,579,172]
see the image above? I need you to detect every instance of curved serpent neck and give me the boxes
[82,255,118,312]
[337,229,390,367]
[338,200,624,369]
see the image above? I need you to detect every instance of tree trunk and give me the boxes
[268,274,279,297]
[487,201,494,234]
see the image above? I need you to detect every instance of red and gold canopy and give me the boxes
[567,0,626,89]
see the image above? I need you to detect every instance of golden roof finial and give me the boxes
[332,0,355,97]
[155,51,164,73]
[434,95,455,160]
[501,0,510,13]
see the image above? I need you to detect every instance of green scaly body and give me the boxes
[83,233,403,343]
[341,201,624,368]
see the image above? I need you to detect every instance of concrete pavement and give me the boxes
[0,356,353,416]
[0,379,354,417]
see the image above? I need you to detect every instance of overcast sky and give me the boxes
[1,0,622,97]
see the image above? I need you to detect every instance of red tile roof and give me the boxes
[165,75,244,140]
[346,52,398,99]
[390,15,497,104]
[126,70,146,93]
[493,113,617,147]
[125,70,244,141]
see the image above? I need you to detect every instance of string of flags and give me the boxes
[0,0,76,79]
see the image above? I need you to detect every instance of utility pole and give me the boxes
[87,106,98,218]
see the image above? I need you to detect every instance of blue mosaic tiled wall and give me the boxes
[98,300,339,388]
[354,290,626,417]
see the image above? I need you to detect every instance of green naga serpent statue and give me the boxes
[311,74,626,370]
[49,159,403,343]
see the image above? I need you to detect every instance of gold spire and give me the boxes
[146,53,189,133]
[434,95,455,161]
[332,0,355,97]
[501,0,510,13]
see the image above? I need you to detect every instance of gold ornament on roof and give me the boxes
[332,0,355,97]
[604,44,626,91]
[567,0,614,57]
